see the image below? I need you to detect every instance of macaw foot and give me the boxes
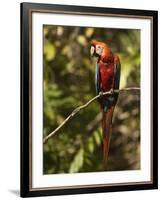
[109,88,114,95]
[99,91,103,97]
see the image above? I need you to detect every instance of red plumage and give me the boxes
[102,107,114,163]
[99,62,115,91]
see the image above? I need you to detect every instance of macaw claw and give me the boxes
[99,91,104,97]
[109,88,114,95]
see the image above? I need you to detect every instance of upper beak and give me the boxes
[90,46,95,56]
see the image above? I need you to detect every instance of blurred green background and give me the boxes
[43,25,140,174]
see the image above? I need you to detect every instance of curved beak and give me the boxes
[90,46,95,56]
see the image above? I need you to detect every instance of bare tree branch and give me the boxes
[43,87,140,144]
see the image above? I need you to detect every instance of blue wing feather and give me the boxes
[114,60,121,90]
[113,59,121,103]
[95,63,100,95]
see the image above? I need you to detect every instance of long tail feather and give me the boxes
[102,107,114,164]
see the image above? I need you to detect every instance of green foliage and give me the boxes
[43,25,140,174]
[69,148,84,173]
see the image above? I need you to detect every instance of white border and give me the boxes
[32,12,151,188]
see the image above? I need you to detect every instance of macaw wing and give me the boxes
[113,58,121,103]
[95,63,100,95]
[114,58,121,90]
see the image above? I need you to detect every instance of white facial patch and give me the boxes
[96,45,103,55]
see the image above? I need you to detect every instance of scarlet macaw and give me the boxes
[90,40,121,164]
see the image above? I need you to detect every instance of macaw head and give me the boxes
[90,40,113,62]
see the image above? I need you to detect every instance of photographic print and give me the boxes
[43,25,140,174]
[21,3,158,197]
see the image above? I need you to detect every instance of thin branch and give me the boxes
[43,87,140,144]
